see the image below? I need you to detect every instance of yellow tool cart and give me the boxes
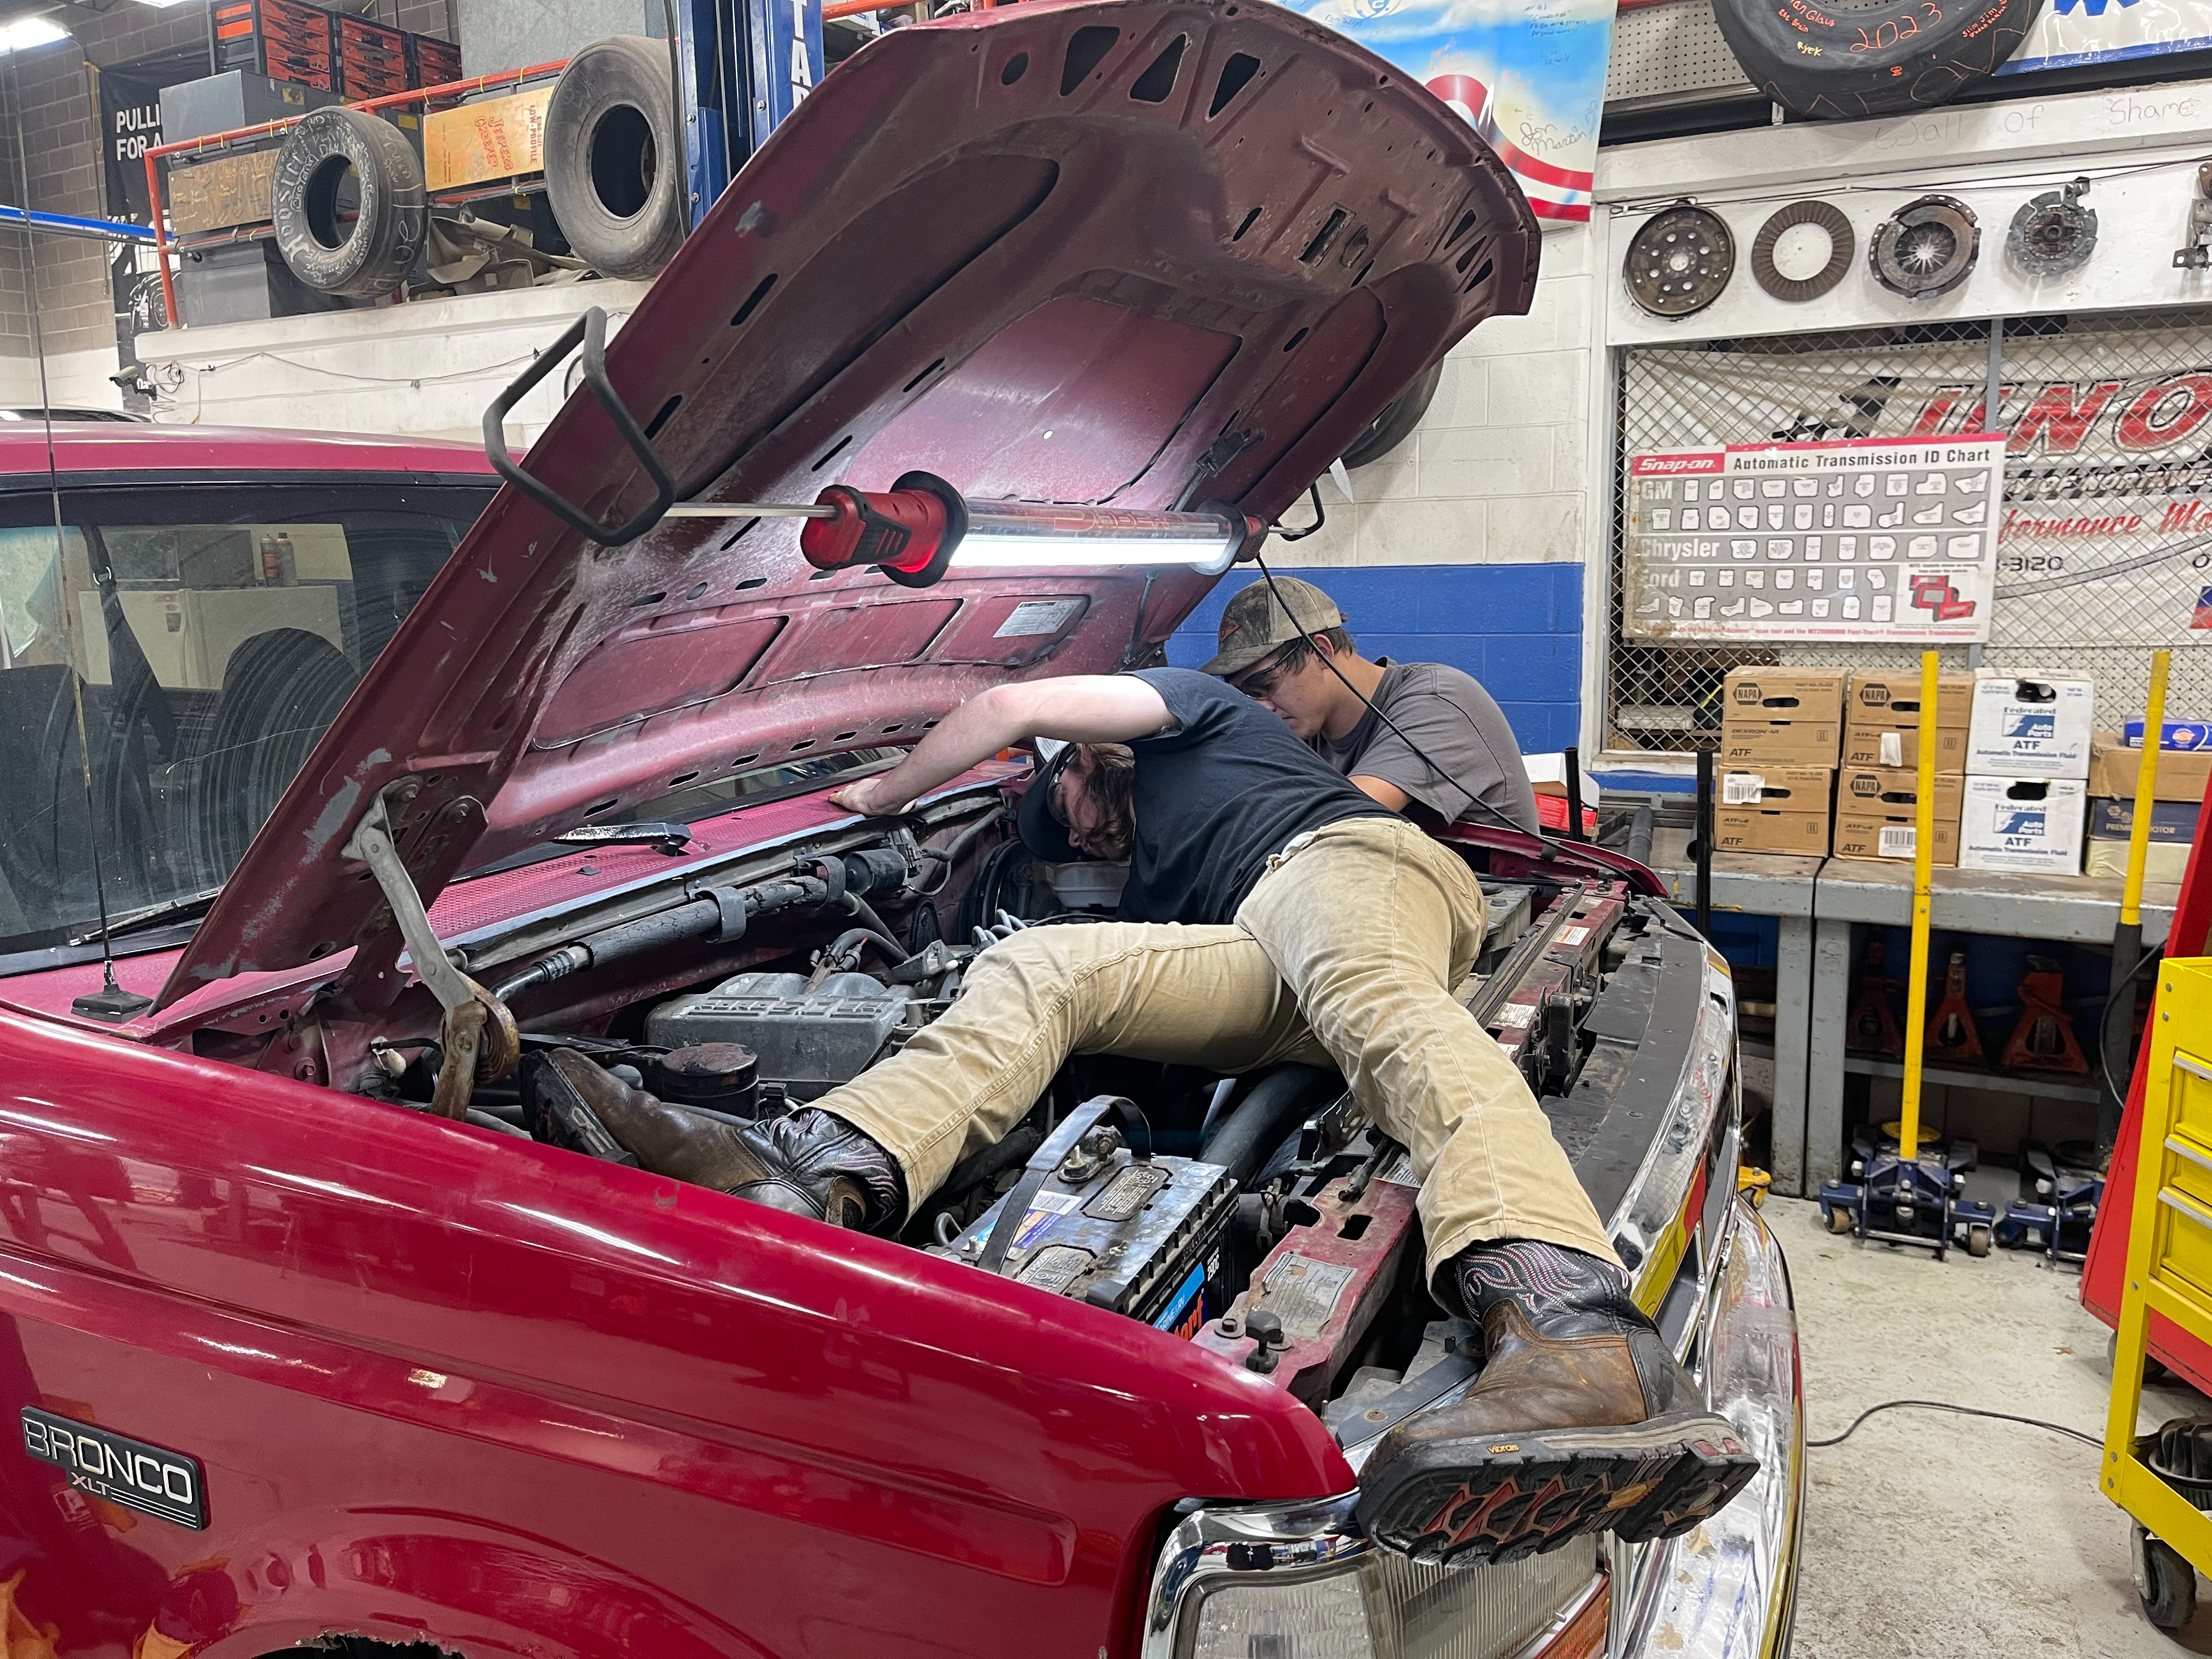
[2103,955,2212,1630]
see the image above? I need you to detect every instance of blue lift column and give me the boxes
[677,0,826,227]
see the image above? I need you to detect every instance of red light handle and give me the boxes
[798,471,968,588]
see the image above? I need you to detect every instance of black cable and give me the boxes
[1807,1398,2102,1452]
[2100,945,2168,1106]
[1249,553,1572,854]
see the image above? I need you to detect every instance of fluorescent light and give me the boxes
[129,0,202,8]
[951,500,1248,575]
[0,16,69,51]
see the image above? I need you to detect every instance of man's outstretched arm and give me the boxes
[827,675,1172,816]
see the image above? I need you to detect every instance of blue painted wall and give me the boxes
[1165,563,1585,754]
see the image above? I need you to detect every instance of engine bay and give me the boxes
[197,776,1699,1432]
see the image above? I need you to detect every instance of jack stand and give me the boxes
[1927,949,1985,1066]
[1848,937,1905,1057]
[1996,1139,2105,1262]
[1818,1127,1999,1259]
[2002,956,2089,1074]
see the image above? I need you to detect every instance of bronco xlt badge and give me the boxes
[20,1407,206,1529]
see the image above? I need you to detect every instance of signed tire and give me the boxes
[1711,0,2045,121]
[272,107,427,297]
[1342,362,1442,469]
[544,37,687,280]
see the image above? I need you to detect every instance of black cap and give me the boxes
[1015,745,1084,864]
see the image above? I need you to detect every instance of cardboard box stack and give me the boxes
[2083,732,2211,884]
[1717,669,1841,856]
[1959,676,2094,873]
[1832,671,1973,864]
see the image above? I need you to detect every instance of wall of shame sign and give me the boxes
[1624,436,2006,644]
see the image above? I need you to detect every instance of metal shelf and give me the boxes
[1841,1053,2103,1104]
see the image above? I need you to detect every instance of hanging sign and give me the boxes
[97,47,214,225]
[1623,433,2006,643]
[1997,0,2212,78]
[1285,0,1619,224]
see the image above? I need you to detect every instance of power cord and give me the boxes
[1807,1398,2102,1451]
[2100,945,2166,1105]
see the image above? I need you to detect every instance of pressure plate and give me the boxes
[1624,204,1735,318]
[2007,180,2097,278]
[1751,199,1854,302]
[1870,195,1979,299]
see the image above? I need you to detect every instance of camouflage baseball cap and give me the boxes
[1199,576,1345,677]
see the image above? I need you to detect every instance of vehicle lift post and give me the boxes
[1819,651,1997,1257]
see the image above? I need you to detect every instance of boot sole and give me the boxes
[1356,1409,1759,1568]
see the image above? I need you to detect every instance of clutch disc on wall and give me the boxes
[2007,180,2097,278]
[1751,199,1854,302]
[1870,195,1980,298]
[1624,204,1735,318]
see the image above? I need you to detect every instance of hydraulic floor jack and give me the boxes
[1997,1139,2105,1261]
[1819,1126,1999,1259]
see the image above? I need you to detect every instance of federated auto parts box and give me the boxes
[1714,807,1831,855]
[2086,734,2212,804]
[1966,676,2095,780]
[2084,797,2199,884]
[1959,776,2087,873]
[1720,766,1831,813]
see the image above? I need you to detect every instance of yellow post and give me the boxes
[2124,651,2173,928]
[1897,650,1941,1164]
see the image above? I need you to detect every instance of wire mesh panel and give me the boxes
[1607,308,2212,753]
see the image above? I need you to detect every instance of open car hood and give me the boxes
[161,0,1538,1009]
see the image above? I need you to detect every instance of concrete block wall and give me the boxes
[1166,223,1600,754]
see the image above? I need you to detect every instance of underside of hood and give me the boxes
[160,0,1538,1010]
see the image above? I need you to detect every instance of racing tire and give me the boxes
[544,37,687,280]
[1710,0,2045,122]
[272,107,427,298]
[1342,361,1443,470]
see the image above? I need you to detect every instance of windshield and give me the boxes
[0,477,494,956]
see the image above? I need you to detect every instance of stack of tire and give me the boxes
[271,36,688,301]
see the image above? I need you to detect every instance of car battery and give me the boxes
[938,1101,1235,1338]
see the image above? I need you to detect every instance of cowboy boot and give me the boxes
[1355,1239,1758,1566]
[542,1051,905,1230]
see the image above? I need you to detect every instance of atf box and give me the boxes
[1967,675,2096,779]
[1724,667,1847,725]
[1714,807,1830,855]
[1846,670,1976,730]
[2089,733,2212,804]
[1833,808,1959,865]
[1720,766,1831,812]
[1841,724,1969,772]
[1718,722,1841,768]
[1959,776,2087,873]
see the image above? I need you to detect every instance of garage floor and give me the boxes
[1776,1194,2212,1656]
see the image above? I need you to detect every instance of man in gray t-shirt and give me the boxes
[1200,575,1539,835]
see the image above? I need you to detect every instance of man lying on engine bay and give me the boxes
[540,666,1757,1565]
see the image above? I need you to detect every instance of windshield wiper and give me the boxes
[67,886,225,948]
[552,823,694,855]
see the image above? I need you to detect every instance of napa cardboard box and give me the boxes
[1965,675,2096,779]
[2086,733,2212,804]
[1837,766,1966,818]
[1839,725,1970,772]
[1723,667,1847,725]
[1832,808,1959,866]
[1957,776,2087,874]
[1718,722,1842,767]
[1845,671,1976,731]
[2083,797,2199,884]
[1719,766,1832,813]
[1714,807,1831,856]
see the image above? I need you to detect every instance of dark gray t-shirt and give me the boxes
[1119,668,1393,926]
[1316,659,1538,834]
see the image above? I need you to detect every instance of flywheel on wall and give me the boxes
[1624,204,1735,319]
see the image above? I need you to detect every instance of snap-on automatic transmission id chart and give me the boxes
[1623,435,2005,643]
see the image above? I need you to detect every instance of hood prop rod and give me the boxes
[343,786,519,1120]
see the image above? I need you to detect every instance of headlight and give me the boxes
[1146,1495,1604,1659]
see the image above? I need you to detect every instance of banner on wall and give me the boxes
[1285,0,1619,223]
[1997,0,2212,77]
[95,46,216,225]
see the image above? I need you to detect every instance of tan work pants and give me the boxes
[815,815,1620,1282]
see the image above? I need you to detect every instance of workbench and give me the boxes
[1646,827,2179,1197]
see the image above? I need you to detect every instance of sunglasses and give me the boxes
[1233,645,1303,701]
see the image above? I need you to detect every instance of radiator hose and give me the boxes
[1203,1063,1342,1186]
